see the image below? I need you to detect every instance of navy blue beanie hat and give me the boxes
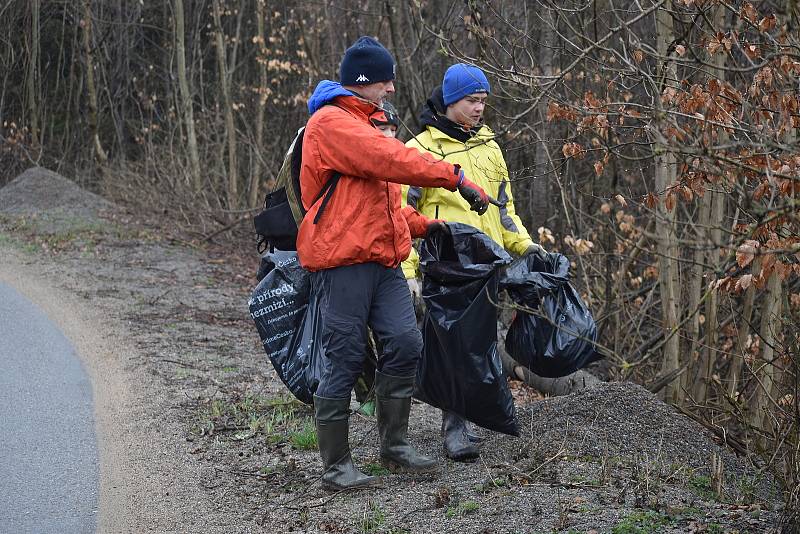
[340,36,396,85]
[442,63,491,106]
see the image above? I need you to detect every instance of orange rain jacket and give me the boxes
[297,89,461,272]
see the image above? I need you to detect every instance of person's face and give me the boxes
[446,92,488,127]
[377,124,398,138]
[355,80,395,105]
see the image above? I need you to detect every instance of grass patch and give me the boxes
[611,510,670,534]
[363,463,391,476]
[689,475,716,500]
[360,502,385,533]
[445,500,480,518]
[0,213,139,253]
[196,393,313,447]
[475,477,508,493]
[289,421,317,450]
[0,230,39,253]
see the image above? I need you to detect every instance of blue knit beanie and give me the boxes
[442,63,491,106]
[340,36,396,85]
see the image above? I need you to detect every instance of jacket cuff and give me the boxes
[448,164,462,191]
[400,205,432,238]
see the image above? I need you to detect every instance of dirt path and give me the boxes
[0,168,786,533]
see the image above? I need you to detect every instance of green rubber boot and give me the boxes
[314,395,381,491]
[374,371,438,473]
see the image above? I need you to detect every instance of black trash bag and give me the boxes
[248,251,319,404]
[501,251,571,305]
[502,252,602,378]
[416,223,519,436]
[249,251,379,405]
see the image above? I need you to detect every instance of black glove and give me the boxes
[457,171,490,215]
[524,243,547,259]
[426,220,448,237]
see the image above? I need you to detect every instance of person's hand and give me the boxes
[525,243,547,259]
[456,171,490,215]
[407,278,421,301]
[426,220,447,237]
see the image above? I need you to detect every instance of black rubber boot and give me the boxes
[374,371,438,473]
[441,411,480,462]
[464,419,485,443]
[313,395,381,491]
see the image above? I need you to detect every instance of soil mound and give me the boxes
[0,167,113,220]
[486,381,778,501]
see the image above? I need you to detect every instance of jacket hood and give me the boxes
[307,80,354,114]
[418,86,481,143]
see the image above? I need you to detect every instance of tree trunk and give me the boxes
[686,196,710,398]
[699,187,725,397]
[728,257,759,398]
[212,0,238,211]
[249,0,268,209]
[693,4,728,403]
[26,0,41,148]
[82,0,108,165]
[174,0,202,191]
[750,270,782,436]
[531,4,555,230]
[654,3,682,404]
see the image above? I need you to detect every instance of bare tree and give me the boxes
[212,0,239,210]
[81,0,107,165]
[174,0,202,191]
[653,2,682,404]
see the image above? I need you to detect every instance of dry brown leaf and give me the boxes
[736,240,759,268]
[594,161,604,176]
[665,192,676,211]
[759,14,777,32]
[736,274,753,291]
[740,2,759,24]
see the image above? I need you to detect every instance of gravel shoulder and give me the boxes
[0,168,786,533]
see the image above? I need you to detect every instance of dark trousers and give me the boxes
[313,263,422,399]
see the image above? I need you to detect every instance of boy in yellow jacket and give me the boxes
[403,63,544,461]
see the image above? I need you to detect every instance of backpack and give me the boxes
[254,126,341,253]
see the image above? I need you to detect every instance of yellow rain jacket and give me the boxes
[402,124,534,279]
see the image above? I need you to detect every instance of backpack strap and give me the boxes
[289,102,352,226]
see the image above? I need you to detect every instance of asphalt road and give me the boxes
[0,282,98,533]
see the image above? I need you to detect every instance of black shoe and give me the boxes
[442,411,480,462]
[314,395,382,491]
[375,371,438,473]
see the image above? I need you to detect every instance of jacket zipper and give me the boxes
[384,182,399,264]
[385,181,398,263]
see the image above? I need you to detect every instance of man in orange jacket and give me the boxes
[297,36,492,491]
